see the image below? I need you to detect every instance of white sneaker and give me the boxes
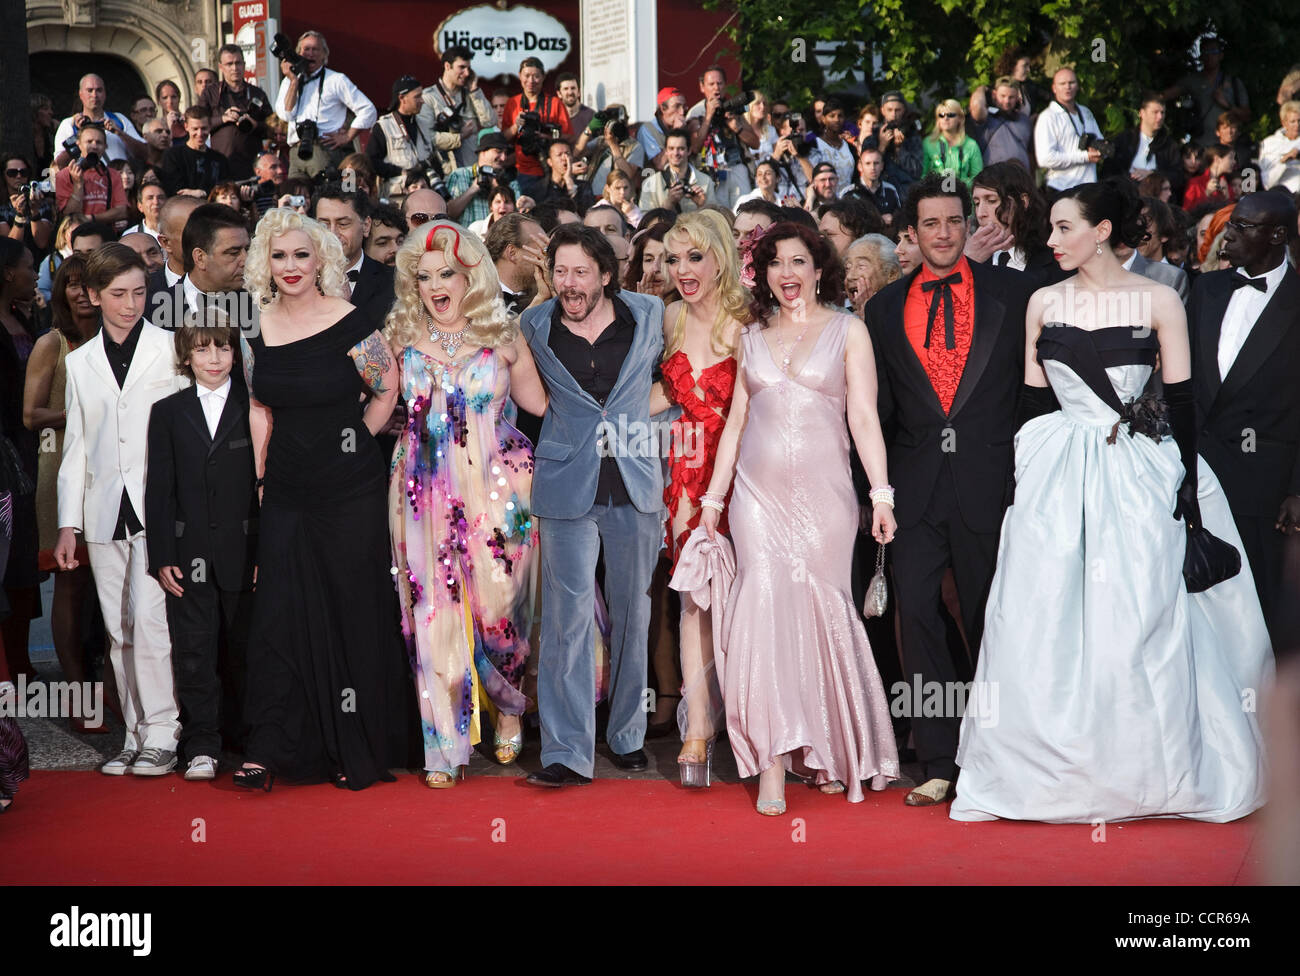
[101,749,138,775]
[183,756,218,781]
[131,748,178,776]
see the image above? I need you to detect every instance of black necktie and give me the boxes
[1227,274,1266,293]
[921,272,962,350]
[995,251,1010,267]
[347,269,360,283]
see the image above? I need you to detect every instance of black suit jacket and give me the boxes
[865,261,1034,532]
[145,381,259,591]
[1101,127,1182,183]
[1189,268,1300,518]
[348,255,396,334]
[145,268,177,326]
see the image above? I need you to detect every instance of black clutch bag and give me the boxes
[1183,524,1241,593]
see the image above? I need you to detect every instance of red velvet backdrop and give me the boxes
[277,1,740,115]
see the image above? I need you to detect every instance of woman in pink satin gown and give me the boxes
[700,223,899,815]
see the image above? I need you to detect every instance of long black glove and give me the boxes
[1015,383,1059,431]
[1165,378,1201,527]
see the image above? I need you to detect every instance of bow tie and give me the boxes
[1228,274,1266,293]
[921,272,963,349]
[346,269,360,283]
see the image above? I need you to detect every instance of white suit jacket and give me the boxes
[58,322,187,542]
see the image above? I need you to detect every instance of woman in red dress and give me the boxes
[649,210,750,787]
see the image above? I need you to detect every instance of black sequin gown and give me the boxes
[243,308,413,788]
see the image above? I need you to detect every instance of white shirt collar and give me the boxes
[347,254,365,279]
[164,263,183,287]
[1237,258,1288,292]
[181,273,201,312]
[1121,251,1138,271]
[196,376,231,401]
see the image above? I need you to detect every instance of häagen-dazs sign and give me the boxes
[435,4,572,78]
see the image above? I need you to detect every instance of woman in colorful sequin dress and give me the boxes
[650,211,748,787]
[385,222,548,788]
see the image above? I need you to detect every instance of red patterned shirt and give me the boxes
[904,256,975,414]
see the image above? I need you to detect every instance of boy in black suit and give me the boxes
[145,316,258,779]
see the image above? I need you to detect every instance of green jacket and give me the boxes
[921,135,984,188]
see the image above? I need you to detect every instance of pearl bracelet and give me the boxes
[699,497,725,513]
[869,486,895,508]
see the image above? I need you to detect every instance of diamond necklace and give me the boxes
[426,313,468,358]
[773,319,811,374]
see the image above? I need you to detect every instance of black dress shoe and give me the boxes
[610,748,648,771]
[525,763,592,788]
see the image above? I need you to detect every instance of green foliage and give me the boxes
[702,0,1300,140]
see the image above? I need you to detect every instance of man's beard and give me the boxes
[559,282,604,323]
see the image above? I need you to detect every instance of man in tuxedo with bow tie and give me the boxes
[1189,190,1300,644]
[311,186,395,328]
[150,203,250,334]
[864,175,1035,805]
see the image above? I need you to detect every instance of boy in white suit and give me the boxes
[54,244,188,775]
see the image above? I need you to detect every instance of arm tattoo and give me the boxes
[240,335,255,392]
[349,331,393,395]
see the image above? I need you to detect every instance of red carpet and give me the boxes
[0,772,1264,885]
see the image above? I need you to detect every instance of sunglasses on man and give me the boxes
[406,212,449,228]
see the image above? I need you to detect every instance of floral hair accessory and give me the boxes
[737,224,770,290]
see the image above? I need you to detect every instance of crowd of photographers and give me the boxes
[9,32,1300,319]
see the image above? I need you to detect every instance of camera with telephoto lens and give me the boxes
[1078,132,1115,160]
[415,156,450,198]
[62,136,81,161]
[476,164,498,193]
[271,33,312,83]
[295,119,319,160]
[591,105,629,141]
[711,92,752,128]
[517,111,561,158]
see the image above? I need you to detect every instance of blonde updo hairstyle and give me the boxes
[245,208,348,306]
[384,220,515,351]
[662,208,749,359]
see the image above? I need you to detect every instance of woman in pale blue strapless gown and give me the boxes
[951,181,1271,824]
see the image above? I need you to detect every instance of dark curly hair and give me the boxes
[747,221,845,323]
[1055,176,1146,250]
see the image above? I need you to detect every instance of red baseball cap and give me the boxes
[658,87,684,106]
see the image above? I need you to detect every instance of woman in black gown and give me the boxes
[236,208,410,791]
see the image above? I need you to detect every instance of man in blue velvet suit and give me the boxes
[520,223,665,787]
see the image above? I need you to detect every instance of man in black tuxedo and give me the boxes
[145,322,259,779]
[144,195,201,326]
[151,203,251,334]
[1189,190,1300,644]
[310,185,395,330]
[864,175,1034,805]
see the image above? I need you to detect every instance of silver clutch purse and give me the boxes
[863,543,888,618]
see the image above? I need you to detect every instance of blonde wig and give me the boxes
[384,220,516,351]
[931,98,968,143]
[245,208,347,306]
[662,208,749,359]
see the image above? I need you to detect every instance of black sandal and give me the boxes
[233,764,275,792]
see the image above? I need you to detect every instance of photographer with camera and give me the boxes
[368,75,461,200]
[202,44,273,181]
[53,74,146,167]
[54,125,128,223]
[273,30,377,180]
[577,105,643,199]
[639,129,715,213]
[769,113,815,205]
[686,66,759,209]
[502,57,572,198]
[877,90,924,193]
[444,132,524,227]
[1,155,55,255]
[530,139,581,208]
[637,87,689,171]
[1034,68,1106,193]
[420,44,496,168]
